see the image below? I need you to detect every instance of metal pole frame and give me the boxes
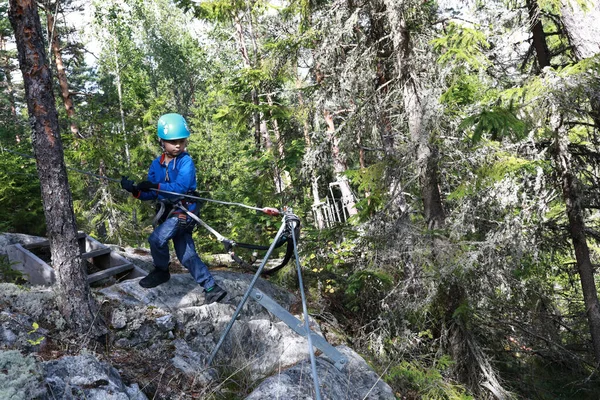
[207,216,289,366]
[206,211,347,399]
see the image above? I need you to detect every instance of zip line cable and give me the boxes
[1,146,280,215]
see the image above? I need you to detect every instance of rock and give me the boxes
[0,310,49,353]
[0,233,46,256]
[42,354,148,400]
[0,350,147,400]
[156,314,176,332]
[0,234,395,399]
[245,346,396,400]
[111,309,127,329]
[98,270,296,312]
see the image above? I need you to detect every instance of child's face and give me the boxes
[162,139,187,157]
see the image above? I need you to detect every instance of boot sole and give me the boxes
[206,291,227,304]
[139,274,170,288]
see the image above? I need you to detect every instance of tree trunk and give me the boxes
[233,13,261,149]
[113,53,130,165]
[266,93,291,194]
[8,0,106,339]
[559,3,600,363]
[527,0,551,70]
[298,84,325,228]
[553,116,600,364]
[382,0,445,229]
[45,8,80,138]
[559,0,600,129]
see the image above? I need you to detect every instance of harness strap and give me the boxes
[152,201,167,228]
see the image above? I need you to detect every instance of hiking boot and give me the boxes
[204,284,227,304]
[139,268,170,288]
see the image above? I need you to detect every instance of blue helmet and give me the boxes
[157,113,190,140]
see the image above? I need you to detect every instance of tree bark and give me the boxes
[553,117,600,364]
[233,12,261,149]
[113,53,130,165]
[8,0,106,339]
[382,0,445,228]
[527,0,551,70]
[559,0,600,60]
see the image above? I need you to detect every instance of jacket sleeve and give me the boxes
[159,155,196,194]
[136,160,160,201]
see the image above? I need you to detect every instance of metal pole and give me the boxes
[329,184,342,223]
[176,204,226,242]
[207,219,289,367]
[291,218,322,400]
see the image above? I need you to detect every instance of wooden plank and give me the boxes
[6,244,55,286]
[23,232,87,250]
[87,263,134,284]
[81,247,112,259]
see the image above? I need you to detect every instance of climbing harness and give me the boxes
[151,191,204,228]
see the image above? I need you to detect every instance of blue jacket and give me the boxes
[135,152,198,211]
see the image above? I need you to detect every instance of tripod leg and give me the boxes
[206,219,288,367]
[291,220,322,400]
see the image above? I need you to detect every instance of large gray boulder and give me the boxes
[99,271,331,381]
[245,346,396,400]
[0,233,46,255]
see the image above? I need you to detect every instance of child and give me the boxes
[121,113,227,304]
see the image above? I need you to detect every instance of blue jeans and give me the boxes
[148,216,215,289]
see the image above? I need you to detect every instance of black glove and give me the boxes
[136,181,159,191]
[120,176,136,193]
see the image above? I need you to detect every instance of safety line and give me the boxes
[149,188,279,215]
[1,146,280,215]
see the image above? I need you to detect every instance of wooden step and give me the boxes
[23,232,87,250]
[87,263,134,284]
[81,247,112,259]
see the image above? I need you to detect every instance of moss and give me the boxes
[0,350,46,399]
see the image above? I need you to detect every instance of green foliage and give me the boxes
[432,23,490,70]
[0,255,24,284]
[459,106,526,144]
[0,145,45,236]
[386,357,473,400]
[439,75,480,110]
[345,269,393,312]
[448,151,543,201]
[345,163,387,220]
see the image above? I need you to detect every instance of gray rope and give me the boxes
[1,146,273,213]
